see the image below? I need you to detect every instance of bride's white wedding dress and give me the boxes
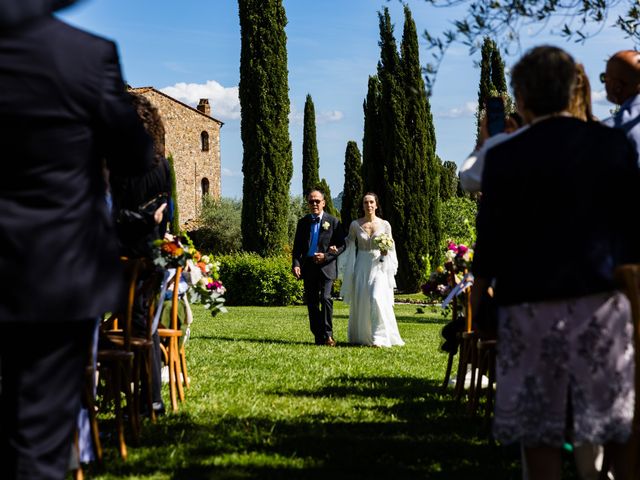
[339,219,404,347]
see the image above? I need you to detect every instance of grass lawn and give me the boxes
[87,301,578,479]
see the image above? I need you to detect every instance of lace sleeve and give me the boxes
[339,221,358,304]
[380,220,398,289]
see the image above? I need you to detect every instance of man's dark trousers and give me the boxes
[0,321,95,480]
[303,258,333,345]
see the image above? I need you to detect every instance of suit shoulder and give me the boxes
[50,17,116,53]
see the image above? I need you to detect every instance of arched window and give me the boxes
[200,131,209,152]
[201,178,210,202]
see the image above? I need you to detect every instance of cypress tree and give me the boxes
[316,179,339,218]
[440,160,459,202]
[167,154,180,233]
[341,141,363,228]
[476,37,509,139]
[398,4,440,290]
[377,7,408,283]
[490,44,508,94]
[238,0,293,256]
[361,75,385,198]
[302,94,320,196]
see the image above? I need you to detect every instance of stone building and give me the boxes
[131,86,223,227]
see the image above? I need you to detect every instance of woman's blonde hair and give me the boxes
[567,63,594,121]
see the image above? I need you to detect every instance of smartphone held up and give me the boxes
[486,97,506,137]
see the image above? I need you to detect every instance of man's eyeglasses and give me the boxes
[308,199,322,205]
[600,72,607,84]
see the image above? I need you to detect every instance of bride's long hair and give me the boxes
[360,192,383,218]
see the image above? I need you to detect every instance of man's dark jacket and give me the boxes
[0,0,154,322]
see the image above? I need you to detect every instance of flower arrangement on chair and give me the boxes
[421,241,474,304]
[186,253,227,317]
[153,234,227,317]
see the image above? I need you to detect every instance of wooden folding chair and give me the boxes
[454,284,478,402]
[158,266,187,412]
[95,258,141,460]
[613,264,640,478]
[441,269,461,391]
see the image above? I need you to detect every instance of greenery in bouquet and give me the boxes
[153,234,195,268]
[421,241,474,304]
[373,232,394,253]
[421,265,451,303]
[444,241,473,273]
[187,252,228,317]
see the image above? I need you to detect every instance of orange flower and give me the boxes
[197,261,207,273]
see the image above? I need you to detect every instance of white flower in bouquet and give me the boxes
[445,249,456,262]
[373,233,393,262]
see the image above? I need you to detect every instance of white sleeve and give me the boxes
[379,220,398,289]
[459,131,514,193]
[339,221,358,304]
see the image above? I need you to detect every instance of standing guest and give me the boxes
[292,189,344,346]
[339,193,404,347]
[110,92,171,418]
[0,1,155,479]
[602,50,640,155]
[471,45,639,480]
[460,62,595,194]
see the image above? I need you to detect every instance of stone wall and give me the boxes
[132,87,222,227]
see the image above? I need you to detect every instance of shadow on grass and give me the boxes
[91,377,526,480]
[194,336,312,346]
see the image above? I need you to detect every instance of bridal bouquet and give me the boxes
[373,233,394,262]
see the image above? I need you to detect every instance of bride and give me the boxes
[338,193,404,347]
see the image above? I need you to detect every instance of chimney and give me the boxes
[197,98,211,116]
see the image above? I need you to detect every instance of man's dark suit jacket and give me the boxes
[473,116,640,306]
[292,213,344,280]
[0,3,155,322]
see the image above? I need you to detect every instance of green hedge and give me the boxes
[218,253,304,306]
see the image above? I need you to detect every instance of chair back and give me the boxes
[106,257,142,351]
[614,264,640,476]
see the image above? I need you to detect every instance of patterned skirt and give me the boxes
[493,290,634,447]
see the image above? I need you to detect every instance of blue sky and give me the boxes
[59,0,633,199]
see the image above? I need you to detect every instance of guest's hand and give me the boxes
[313,252,325,264]
[328,245,338,254]
[154,203,167,225]
[292,266,301,279]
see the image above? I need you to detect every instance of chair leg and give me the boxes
[174,340,185,402]
[122,363,139,445]
[454,339,470,401]
[441,350,456,391]
[180,345,189,389]
[111,366,127,461]
[168,339,178,412]
[143,349,156,423]
[467,341,478,406]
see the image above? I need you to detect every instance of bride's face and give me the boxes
[363,195,377,215]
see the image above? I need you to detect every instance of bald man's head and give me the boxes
[605,50,640,105]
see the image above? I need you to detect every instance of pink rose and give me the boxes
[458,244,468,255]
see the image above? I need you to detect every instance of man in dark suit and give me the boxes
[292,189,345,346]
[0,1,155,478]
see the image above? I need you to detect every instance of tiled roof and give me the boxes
[130,86,224,126]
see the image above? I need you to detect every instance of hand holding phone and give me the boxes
[486,97,506,137]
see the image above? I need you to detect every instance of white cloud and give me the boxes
[437,102,477,119]
[317,110,344,124]
[591,89,609,105]
[161,80,240,121]
[221,168,242,177]
[289,106,344,125]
